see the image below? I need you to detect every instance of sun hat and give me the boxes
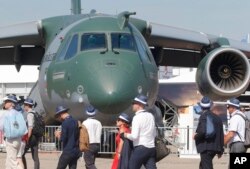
[132,94,148,106]
[24,98,34,106]
[227,98,240,108]
[118,113,131,124]
[198,96,212,108]
[55,105,69,117]
[86,105,96,116]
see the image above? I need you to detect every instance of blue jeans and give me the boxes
[56,151,79,169]
[129,145,156,169]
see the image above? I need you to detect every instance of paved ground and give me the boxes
[0,152,229,169]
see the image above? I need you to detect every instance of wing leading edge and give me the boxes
[132,19,250,100]
[143,22,250,67]
[0,21,44,71]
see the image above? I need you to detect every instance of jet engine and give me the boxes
[196,47,250,101]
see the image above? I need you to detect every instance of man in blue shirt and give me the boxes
[54,105,81,169]
[193,96,224,169]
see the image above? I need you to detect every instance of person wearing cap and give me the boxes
[0,95,26,169]
[111,113,131,169]
[121,94,156,169]
[22,98,40,169]
[193,96,224,169]
[224,98,246,153]
[82,105,102,169]
[54,105,81,169]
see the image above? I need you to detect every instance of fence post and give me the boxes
[187,125,189,151]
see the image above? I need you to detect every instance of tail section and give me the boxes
[71,0,81,15]
[241,33,250,43]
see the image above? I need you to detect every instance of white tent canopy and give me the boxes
[0,66,38,83]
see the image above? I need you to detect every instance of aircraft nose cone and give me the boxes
[86,68,135,114]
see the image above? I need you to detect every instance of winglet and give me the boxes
[117,11,136,30]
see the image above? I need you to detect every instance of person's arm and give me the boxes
[27,113,34,141]
[28,128,33,140]
[60,123,67,143]
[54,126,62,139]
[0,111,6,131]
[126,117,140,141]
[194,113,206,141]
[224,131,235,145]
[97,122,102,143]
[224,116,239,145]
[116,128,125,158]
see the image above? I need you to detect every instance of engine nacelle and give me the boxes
[196,47,250,101]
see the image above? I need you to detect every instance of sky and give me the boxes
[0,0,250,76]
[0,0,250,40]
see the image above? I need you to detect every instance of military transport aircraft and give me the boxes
[0,0,250,125]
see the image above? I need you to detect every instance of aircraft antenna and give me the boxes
[71,0,81,15]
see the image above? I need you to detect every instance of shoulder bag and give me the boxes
[155,125,170,162]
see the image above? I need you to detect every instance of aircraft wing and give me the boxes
[0,21,44,71]
[145,22,250,67]
[129,19,250,100]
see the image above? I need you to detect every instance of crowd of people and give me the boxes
[0,93,250,169]
[0,95,41,169]
[193,97,250,169]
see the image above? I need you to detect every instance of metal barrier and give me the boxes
[0,126,228,156]
[38,126,118,154]
[39,126,61,152]
[37,126,194,155]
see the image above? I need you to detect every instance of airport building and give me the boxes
[0,66,39,103]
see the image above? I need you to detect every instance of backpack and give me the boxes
[4,110,27,139]
[235,113,250,148]
[30,111,45,138]
[78,121,89,152]
[205,112,216,139]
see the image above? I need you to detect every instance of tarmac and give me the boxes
[0,152,229,169]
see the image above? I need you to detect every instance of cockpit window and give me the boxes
[111,33,135,51]
[81,33,106,50]
[57,34,78,61]
[64,34,78,60]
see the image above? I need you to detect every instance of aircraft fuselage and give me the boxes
[37,13,158,125]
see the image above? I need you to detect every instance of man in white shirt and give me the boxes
[82,105,102,169]
[224,98,246,153]
[123,94,156,169]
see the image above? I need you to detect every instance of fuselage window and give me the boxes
[81,33,106,50]
[111,33,136,51]
[64,34,78,60]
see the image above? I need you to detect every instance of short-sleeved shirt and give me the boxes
[27,111,35,128]
[83,118,102,144]
[228,110,246,144]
